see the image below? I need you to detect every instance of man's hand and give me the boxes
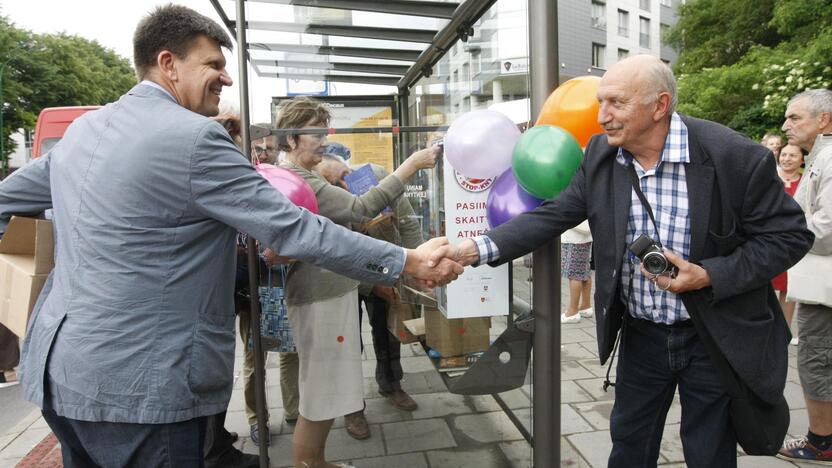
[641,249,711,294]
[427,238,481,268]
[373,285,399,304]
[262,248,296,266]
[404,237,464,288]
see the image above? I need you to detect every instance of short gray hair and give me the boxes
[788,89,832,117]
[642,60,678,114]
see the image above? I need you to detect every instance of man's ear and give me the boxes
[818,111,832,132]
[654,92,672,120]
[157,50,177,81]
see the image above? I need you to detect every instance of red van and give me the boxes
[32,106,100,158]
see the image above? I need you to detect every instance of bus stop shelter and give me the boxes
[208,1,561,466]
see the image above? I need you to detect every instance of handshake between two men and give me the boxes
[403,237,483,288]
[268,237,469,288]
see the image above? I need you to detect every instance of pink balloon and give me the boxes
[255,164,319,214]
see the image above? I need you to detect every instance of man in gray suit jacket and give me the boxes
[434,55,813,467]
[0,5,460,466]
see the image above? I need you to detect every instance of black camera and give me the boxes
[628,234,672,275]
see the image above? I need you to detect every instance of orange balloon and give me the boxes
[535,76,603,148]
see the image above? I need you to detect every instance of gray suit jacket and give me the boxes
[486,116,813,404]
[0,84,404,423]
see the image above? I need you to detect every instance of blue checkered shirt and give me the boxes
[471,235,500,266]
[473,115,691,324]
[620,113,691,324]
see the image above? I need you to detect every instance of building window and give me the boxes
[618,48,629,61]
[618,10,629,37]
[660,0,672,6]
[640,0,651,11]
[472,50,481,75]
[640,16,651,48]
[591,1,606,30]
[660,23,670,46]
[592,43,606,68]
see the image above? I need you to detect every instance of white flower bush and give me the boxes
[760,59,831,117]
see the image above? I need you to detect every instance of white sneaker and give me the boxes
[790,337,799,346]
[561,312,581,324]
[578,307,594,318]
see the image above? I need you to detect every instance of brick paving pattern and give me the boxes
[0,265,815,467]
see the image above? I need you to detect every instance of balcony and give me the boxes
[591,17,607,30]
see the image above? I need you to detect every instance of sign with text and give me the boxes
[438,157,509,319]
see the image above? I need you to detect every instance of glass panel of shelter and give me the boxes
[404,0,535,456]
[227,0,537,463]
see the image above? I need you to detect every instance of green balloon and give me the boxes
[512,125,583,199]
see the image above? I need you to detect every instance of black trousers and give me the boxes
[204,411,237,466]
[358,293,403,393]
[0,323,19,371]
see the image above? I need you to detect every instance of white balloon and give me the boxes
[444,110,521,179]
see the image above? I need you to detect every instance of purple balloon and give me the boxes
[486,168,545,228]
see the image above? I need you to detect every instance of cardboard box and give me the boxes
[424,306,490,357]
[0,217,54,337]
[400,283,438,308]
[387,301,420,344]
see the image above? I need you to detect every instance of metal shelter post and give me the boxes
[234,0,270,466]
[397,88,409,164]
[529,0,560,466]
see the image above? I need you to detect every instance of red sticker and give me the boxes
[457,327,465,335]
[337,335,344,343]
[399,331,407,338]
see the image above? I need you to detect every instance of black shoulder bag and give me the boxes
[628,164,789,456]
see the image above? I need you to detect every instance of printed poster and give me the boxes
[438,157,509,319]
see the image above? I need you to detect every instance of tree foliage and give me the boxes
[669,0,832,139]
[0,15,136,158]
[667,0,783,74]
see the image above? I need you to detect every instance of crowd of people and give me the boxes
[0,3,829,468]
[434,56,829,467]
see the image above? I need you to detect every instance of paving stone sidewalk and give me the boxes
[0,267,817,467]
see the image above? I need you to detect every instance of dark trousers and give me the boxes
[359,293,403,393]
[42,409,207,468]
[0,323,19,370]
[204,411,236,466]
[608,316,736,468]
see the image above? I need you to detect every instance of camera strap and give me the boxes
[627,164,664,248]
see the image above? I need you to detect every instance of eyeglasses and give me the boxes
[254,145,277,155]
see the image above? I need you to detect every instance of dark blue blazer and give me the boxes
[487,115,813,404]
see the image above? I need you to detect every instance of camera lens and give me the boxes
[642,252,668,275]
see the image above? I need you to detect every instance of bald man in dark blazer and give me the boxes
[436,55,813,467]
